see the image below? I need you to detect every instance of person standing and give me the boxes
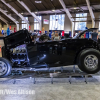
[49,32,52,39]
[51,31,55,40]
[1,28,4,35]
[7,28,10,36]
[98,33,100,43]
[98,33,100,39]
[91,29,98,41]
[54,32,61,41]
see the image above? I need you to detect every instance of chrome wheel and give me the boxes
[0,61,7,76]
[84,55,98,70]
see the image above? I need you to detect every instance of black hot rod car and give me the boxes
[0,28,100,77]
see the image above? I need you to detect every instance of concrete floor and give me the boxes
[0,39,100,100]
[0,77,100,100]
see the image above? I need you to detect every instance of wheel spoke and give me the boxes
[0,61,7,76]
[84,54,98,70]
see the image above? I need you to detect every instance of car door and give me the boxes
[37,39,86,66]
[37,41,64,65]
[59,39,77,65]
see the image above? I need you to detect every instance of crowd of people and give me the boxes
[1,28,16,37]
[79,29,100,42]
[73,28,100,43]
[1,28,100,42]
[31,31,65,42]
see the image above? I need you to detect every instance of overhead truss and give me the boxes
[17,0,41,30]
[0,16,8,27]
[0,8,19,31]
[59,0,74,37]
[86,0,95,28]
[1,0,29,30]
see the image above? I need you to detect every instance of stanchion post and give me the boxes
[33,77,36,84]
[13,79,16,84]
[73,65,76,73]
[85,75,88,84]
[61,66,63,72]
[69,76,72,84]
[51,77,53,84]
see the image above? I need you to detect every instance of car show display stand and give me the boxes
[49,66,89,84]
[0,65,99,84]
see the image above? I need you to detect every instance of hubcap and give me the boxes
[0,61,7,76]
[84,55,98,70]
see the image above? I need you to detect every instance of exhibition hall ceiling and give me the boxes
[3,0,100,13]
[0,0,100,23]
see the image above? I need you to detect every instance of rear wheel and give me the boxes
[0,58,12,78]
[78,49,100,74]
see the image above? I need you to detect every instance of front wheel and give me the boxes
[0,58,12,78]
[78,49,100,74]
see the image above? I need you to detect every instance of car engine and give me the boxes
[10,44,29,66]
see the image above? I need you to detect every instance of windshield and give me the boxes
[73,33,79,39]
[73,30,85,39]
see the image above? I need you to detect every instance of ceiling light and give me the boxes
[35,0,42,3]
[74,7,77,9]
[52,9,55,12]
[21,13,23,14]
[35,12,37,13]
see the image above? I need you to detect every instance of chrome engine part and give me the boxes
[10,44,29,66]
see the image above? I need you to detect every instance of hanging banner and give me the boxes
[44,19,49,24]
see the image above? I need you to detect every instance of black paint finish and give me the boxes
[3,28,100,68]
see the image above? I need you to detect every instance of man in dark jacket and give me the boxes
[91,30,98,41]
